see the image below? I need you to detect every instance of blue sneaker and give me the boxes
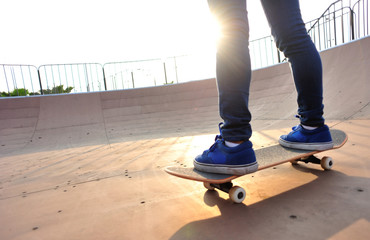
[279,124,333,151]
[194,131,258,175]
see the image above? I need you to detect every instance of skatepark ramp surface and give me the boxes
[0,36,370,240]
[1,36,369,155]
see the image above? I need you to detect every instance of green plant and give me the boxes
[0,85,74,97]
[43,85,74,94]
[1,92,10,97]
[1,88,29,97]
[12,88,29,96]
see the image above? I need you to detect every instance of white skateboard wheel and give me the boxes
[203,182,215,190]
[321,156,333,170]
[229,186,246,203]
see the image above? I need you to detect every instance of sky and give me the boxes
[0,0,336,66]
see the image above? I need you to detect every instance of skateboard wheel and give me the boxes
[203,182,215,190]
[320,156,333,170]
[229,186,246,204]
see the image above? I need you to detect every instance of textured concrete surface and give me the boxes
[0,36,369,240]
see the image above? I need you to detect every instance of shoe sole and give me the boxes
[278,138,334,151]
[193,161,259,175]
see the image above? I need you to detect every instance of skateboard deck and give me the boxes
[165,129,347,203]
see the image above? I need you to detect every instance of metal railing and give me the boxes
[103,58,163,90]
[306,7,354,50]
[1,0,368,97]
[1,65,40,96]
[249,0,368,68]
[38,63,105,94]
[306,0,369,48]
[249,35,284,70]
[103,54,216,90]
[353,0,369,37]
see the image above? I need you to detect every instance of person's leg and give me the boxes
[209,0,252,142]
[193,0,257,175]
[261,0,333,150]
[261,0,324,126]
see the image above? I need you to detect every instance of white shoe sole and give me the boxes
[279,138,334,151]
[193,161,259,175]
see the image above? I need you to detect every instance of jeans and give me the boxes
[208,0,325,141]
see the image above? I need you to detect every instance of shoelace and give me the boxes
[209,122,224,152]
[292,115,303,131]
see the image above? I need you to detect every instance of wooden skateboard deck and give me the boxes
[165,129,347,203]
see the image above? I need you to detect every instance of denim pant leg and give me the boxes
[261,0,325,127]
[208,0,253,141]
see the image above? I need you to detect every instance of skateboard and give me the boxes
[165,129,347,203]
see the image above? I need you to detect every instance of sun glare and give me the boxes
[134,0,220,58]
[159,9,219,57]
[0,0,221,64]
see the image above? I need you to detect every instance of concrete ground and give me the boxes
[1,37,370,240]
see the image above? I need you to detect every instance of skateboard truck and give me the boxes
[291,155,333,170]
[204,182,246,203]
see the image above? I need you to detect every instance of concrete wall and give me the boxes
[1,36,369,155]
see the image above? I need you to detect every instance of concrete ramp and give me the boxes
[0,37,370,239]
[0,77,222,154]
[1,37,369,155]
[249,36,370,122]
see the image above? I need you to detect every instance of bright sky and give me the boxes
[0,0,335,66]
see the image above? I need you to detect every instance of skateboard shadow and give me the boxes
[169,166,370,240]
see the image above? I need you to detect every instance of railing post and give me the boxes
[37,68,44,95]
[102,65,107,91]
[174,57,179,83]
[2,65,11,95]
[131,72,135,88]
[163,62,168,84]
[350,8,355,40]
